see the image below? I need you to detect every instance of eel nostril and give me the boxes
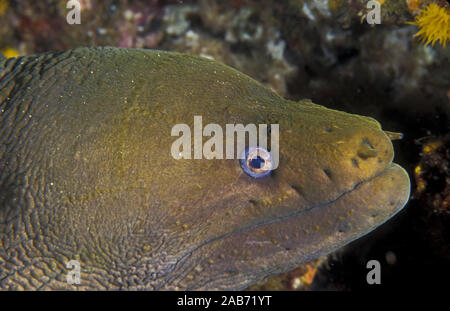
[384,131,403,141]
[357,138,378,159]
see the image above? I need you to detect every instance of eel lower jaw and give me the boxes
[343,162,411,227]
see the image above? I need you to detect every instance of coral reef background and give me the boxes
[1,0,448,290]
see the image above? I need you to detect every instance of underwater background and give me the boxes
[0,0,448,290]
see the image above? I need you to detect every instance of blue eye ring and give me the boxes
[240,147,273,178]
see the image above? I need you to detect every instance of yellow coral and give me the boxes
[0,0,9,16]
[422,140,442,154]
[409,3,450,47]
[1,47,19,58]
[328,0,344,10]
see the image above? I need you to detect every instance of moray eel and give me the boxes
[0,47,410,290]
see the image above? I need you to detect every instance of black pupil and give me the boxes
[250,155,265,169]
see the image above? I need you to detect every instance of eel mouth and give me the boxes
[246,161,411,239]
[193,161,411,252]
[306,161,410,221]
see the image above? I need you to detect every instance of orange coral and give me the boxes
[406,0,421,13]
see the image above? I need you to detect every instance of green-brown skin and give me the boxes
[0,47,410,290]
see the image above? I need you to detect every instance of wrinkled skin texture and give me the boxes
[0,47,410,290]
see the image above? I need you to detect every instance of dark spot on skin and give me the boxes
[290,184,303,196]
[338,222,350,233]
[325,127,333,133]
[248,199,258,206]
[323,168,332,179]
[352,158,359,168]
[378,159,383,163]
[285,247,291,251]
[269,169,278,179]
[389,201,395,206]
[371,212,378,218]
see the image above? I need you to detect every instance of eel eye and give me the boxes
[240,147,273,178]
